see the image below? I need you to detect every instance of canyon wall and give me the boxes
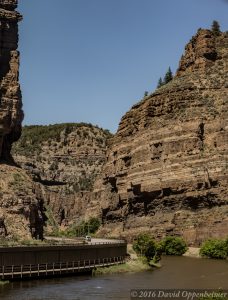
[0,0,23,162]
[93,29,228,245]
[13,124,111,229]
[0,1,45,241]
[12,27,228,245]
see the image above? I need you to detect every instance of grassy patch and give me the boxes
[93,258,151,276]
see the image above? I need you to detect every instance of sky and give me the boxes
[18,0,228,133]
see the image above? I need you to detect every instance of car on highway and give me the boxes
[85,235,91,242]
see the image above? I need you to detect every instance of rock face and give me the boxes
[0,1,46,241]
[13,123,111,228]
[94,29,228,245]
[0,0,23,162]
[0,164,46,240]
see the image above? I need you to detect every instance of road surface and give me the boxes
[45,236,125,245]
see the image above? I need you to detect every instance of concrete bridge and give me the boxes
[0,240,127,280]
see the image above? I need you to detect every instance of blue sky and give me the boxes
[18,0,228,132]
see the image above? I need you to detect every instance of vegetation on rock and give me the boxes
[66,217,101,237]
[144,91,149,97]
[12,123,112,156]
[211,20,221,36]
[47,217,101,238]
[157,67,173,88]
[163,67,173,84]
[157,77,164,88]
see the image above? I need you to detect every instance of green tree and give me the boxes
[200,239,227,259]
[144,91,149,97]
[87,217,101,234]
[159,236,187,256]
[133,233,157,261]
[157,77,164,88]
[211,20,221,36]
[163,67,173,84]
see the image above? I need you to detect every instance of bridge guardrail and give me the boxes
[0,240,127,248]
[0,256,126,280]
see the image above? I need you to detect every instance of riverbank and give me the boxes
[93,245,202,276]
[93,244,151,275]
[93,257,151,275]
[183,247,200,258]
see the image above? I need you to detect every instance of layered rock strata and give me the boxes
[93,29,228,245]
[0,164,46,240]
[0,1,46,240]
[0,0,23,162]
[13,123,111,228]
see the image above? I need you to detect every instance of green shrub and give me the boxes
[65,217,101,237]
[225,238,228,255]
[200,239,227,259]
[159,236,188,256]
[87,217,101,234]
[133,233,157,261]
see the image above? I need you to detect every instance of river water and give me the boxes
[0,256,227,300]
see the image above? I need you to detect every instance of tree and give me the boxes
[163,67,173,84]
[200,239,227,259]
[87,217,101,234]
[144,91,149,97]
[157,77,164,88]
[211,20,221,36]
[159,236,187,256]
[133,233,157,261]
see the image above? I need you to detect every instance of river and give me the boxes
[0,256,227,300]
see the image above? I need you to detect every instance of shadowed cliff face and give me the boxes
[0,0,23,162]
[0,1,46,241]
[90,29,228,245]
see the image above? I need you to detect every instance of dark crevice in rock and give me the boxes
[104,176,118,193]
[38,179,67,187]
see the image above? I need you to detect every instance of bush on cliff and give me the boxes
[66,217,101,237]
[200,239,228,259]
[86,217,101,234]
[159,236,188,256]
